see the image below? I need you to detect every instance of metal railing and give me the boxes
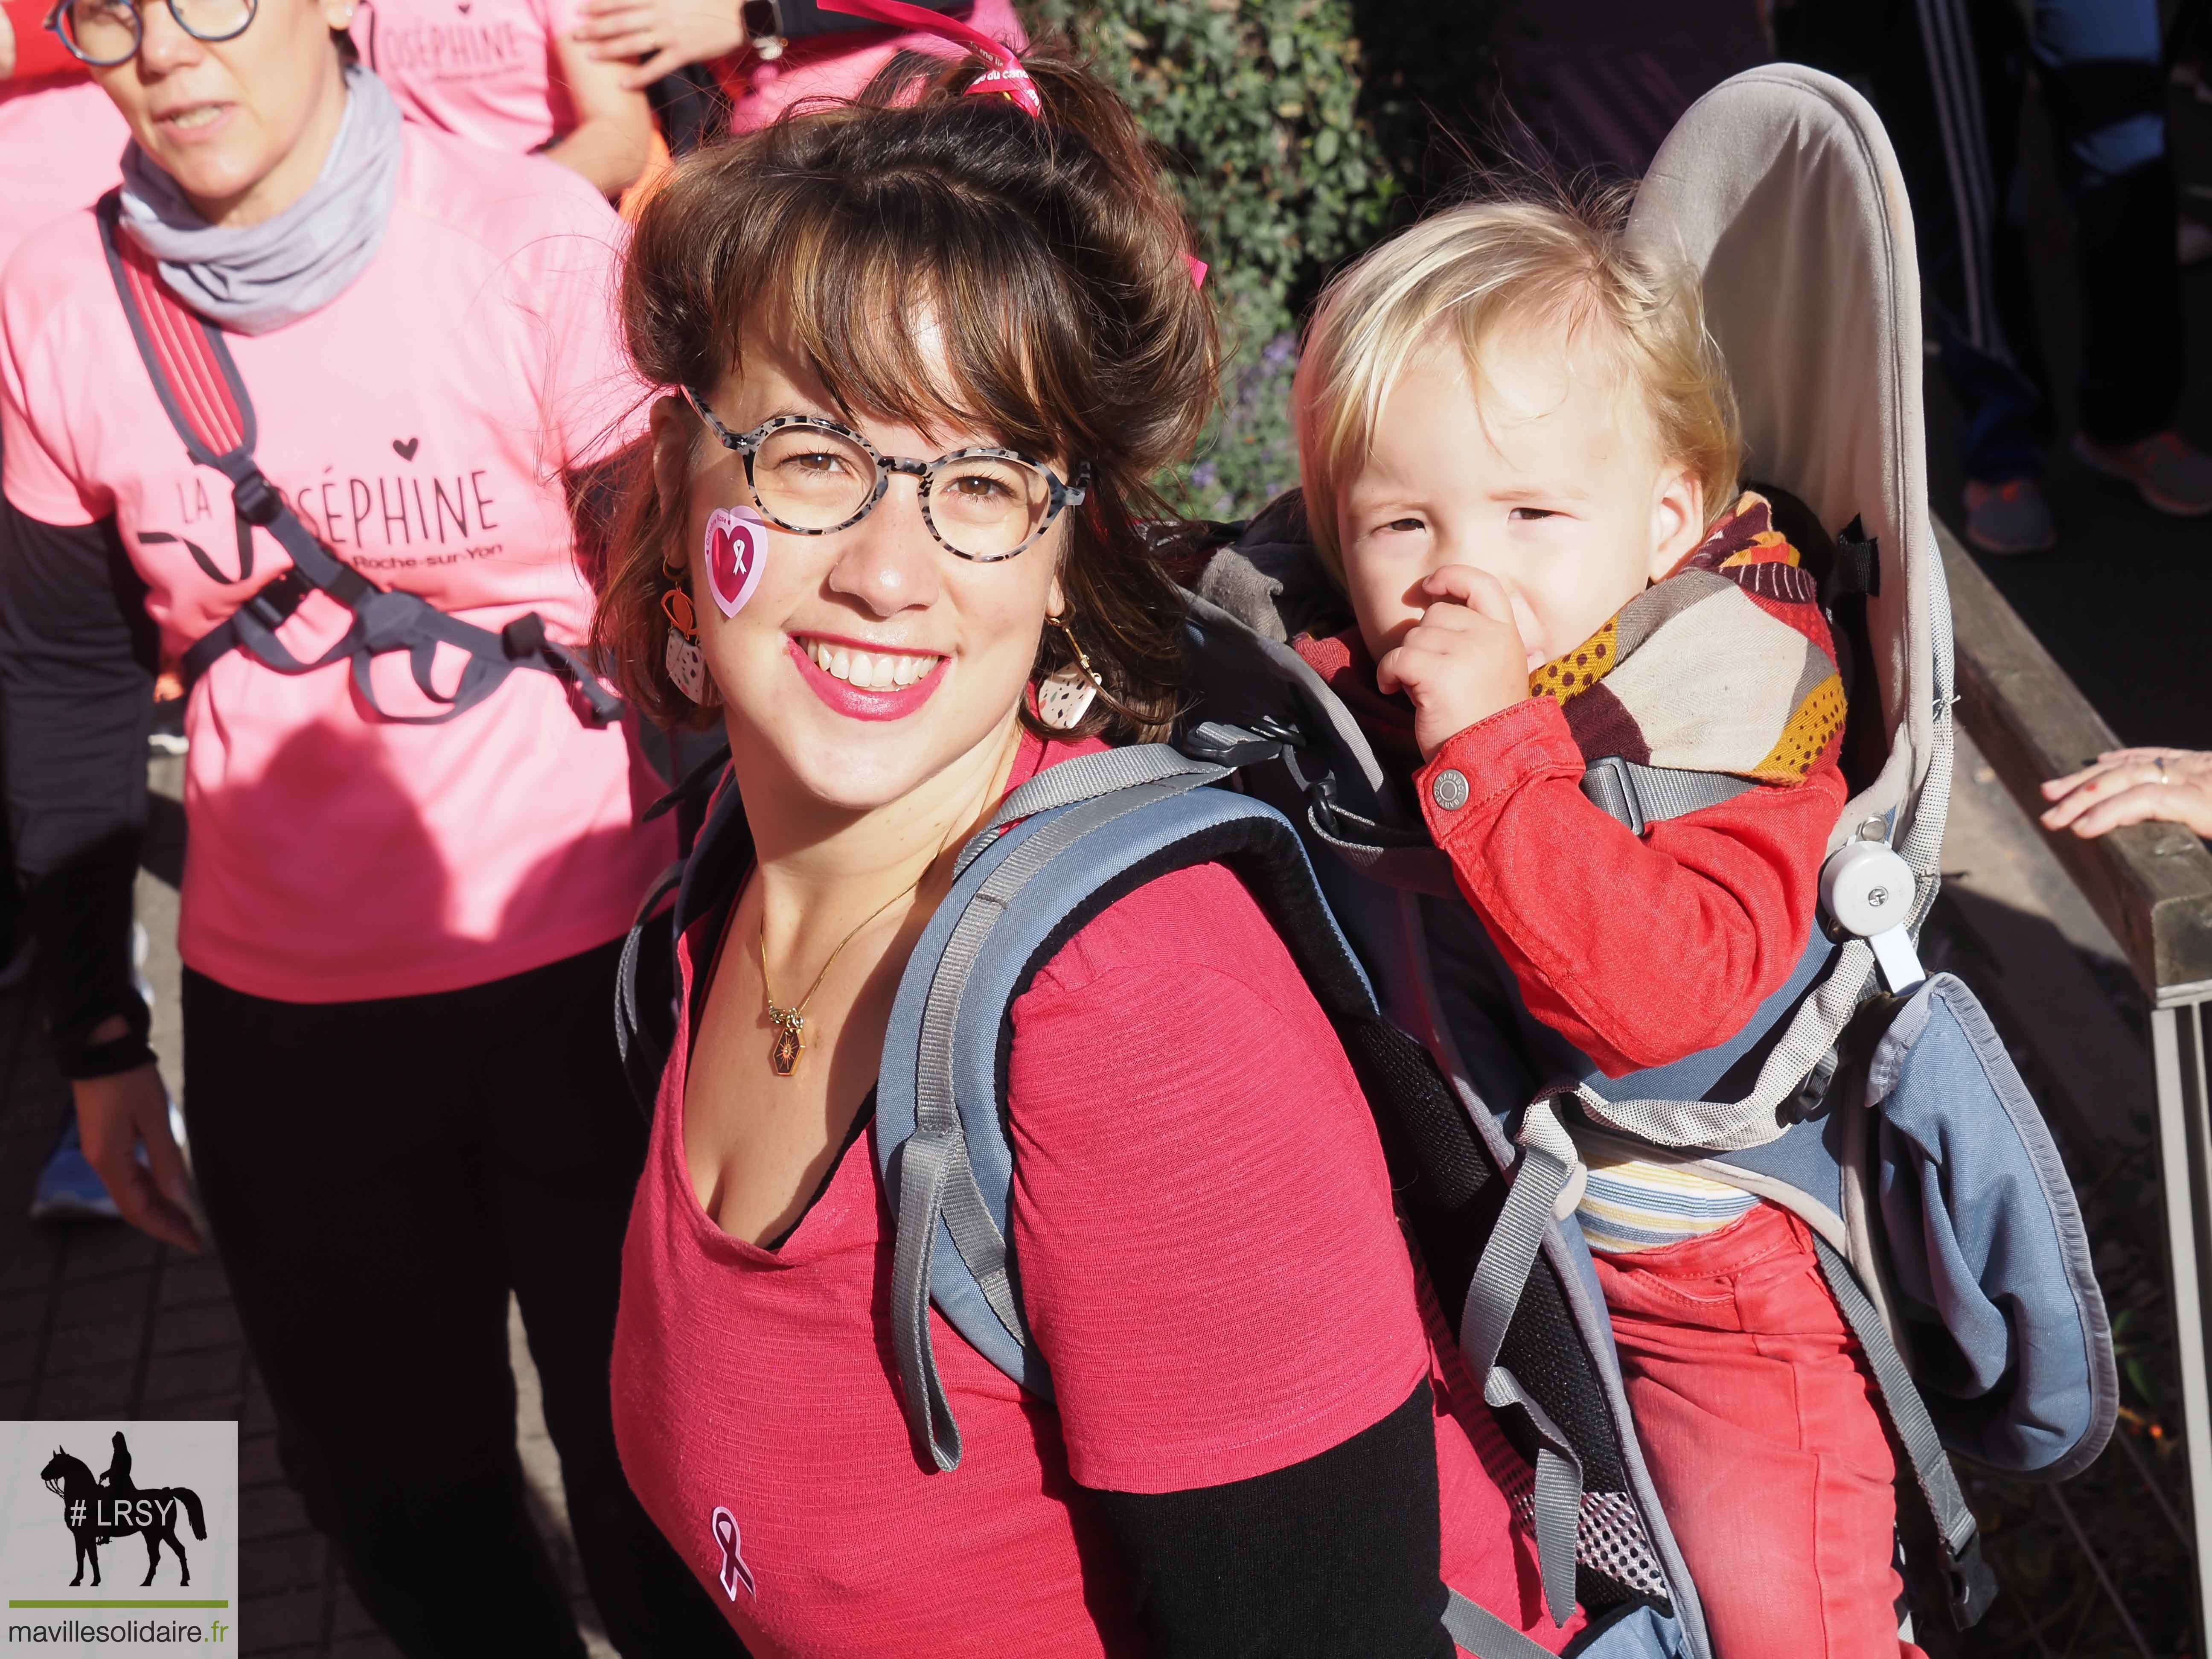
[1941,523,2212,1642]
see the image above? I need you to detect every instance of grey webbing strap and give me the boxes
[1303,802,1460,898]
[1580,755,1758,836]
[1483,1363,1583,1626]
[1442,1589,1563,1659]
[1810,1235,1995,1627]
[614,859,687,1072]
[1456,1097,1582,1624]
[1458,1100,1578,1380]
[895,772,1227,1469]
[953,745,1224,879]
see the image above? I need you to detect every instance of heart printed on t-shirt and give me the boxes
[391,437,419,461]
[704,506,767,619]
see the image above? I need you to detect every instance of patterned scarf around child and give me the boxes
[1528,490,1844,786]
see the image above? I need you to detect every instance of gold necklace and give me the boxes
[757,882,920,1077]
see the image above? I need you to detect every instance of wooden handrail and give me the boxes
[1941,523,2212,1005]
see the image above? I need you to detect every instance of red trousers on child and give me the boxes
[1591,1201,1926,1659]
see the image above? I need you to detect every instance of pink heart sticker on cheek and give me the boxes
[703,506,767,619]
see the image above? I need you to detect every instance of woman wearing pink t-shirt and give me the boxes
[590,45,1578,1658]
[0,2,739,1653]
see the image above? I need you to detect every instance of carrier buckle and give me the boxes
[241,569,311,631]
[1942,1530,1997,1628]
[1182,718,1300,769]
[1580,754,1647,835]
[230,469,285,528]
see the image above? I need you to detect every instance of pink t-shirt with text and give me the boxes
[611,732,1576,1659]
[353,0,580,154]
[0,120,670,1002]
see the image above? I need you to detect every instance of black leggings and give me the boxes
[181,941,743,1659]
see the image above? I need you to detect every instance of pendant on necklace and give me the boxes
[768,1010,805,1077]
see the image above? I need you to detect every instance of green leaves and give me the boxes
[1021,0,1399,515]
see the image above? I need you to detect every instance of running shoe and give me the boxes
[1963,476,2057,555]
[2074,431,2212,517]
[30,1119,121,1222]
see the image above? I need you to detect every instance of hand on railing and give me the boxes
[2041,749,2212,840]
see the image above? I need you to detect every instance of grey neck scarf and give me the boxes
[117,65,404,337]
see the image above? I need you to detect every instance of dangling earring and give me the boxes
[1038,614,1105,731]
[662,588,712,704]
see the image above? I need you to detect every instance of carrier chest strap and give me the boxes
[1579,755,1757,836]
[96,193,622,729]
[1810,1235,1996,1630]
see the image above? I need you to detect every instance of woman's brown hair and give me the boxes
[592,46,1220,742]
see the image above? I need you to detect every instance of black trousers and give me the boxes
[182,941,743,1659]
[1779,0,2185,477]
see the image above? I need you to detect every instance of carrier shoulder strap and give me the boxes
[875,748,1607,1644]
[96,192,622,728]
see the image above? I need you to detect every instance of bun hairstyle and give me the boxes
[593,46,1220,741]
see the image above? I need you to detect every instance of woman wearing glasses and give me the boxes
[0,1,739,1653]
[595,45,1575,1659]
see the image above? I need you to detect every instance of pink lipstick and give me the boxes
[787,635,946,722]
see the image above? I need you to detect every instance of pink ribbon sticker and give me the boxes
[704,506,767,619]
[711,1506,756,1600]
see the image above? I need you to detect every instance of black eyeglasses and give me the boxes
[686,390,1087,565]
[46,0,256,64]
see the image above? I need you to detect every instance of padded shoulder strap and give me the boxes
[876,749,1381,1471]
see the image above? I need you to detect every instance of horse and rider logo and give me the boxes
[38,1432,209,1587]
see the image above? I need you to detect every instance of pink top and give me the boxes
[352,0,581,154]
[0,76,132,265]
[0,121,670,1002]
[713,0,1027,131]
[611,731,1577,1659]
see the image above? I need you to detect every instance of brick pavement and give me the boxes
[0,751,614,1658]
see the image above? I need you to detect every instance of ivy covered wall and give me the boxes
[1019,0,1487,518]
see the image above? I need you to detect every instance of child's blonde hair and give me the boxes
[1293,190,1743,574]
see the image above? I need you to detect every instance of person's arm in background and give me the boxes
[568,0,742,90]
[1,0,86,79]
[2042,749,2212,839]
[0,499,199,1253]
[546,32,656,197]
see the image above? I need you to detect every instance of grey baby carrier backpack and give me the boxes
[1182,61,2116,1648]
[617,64,2112,1659]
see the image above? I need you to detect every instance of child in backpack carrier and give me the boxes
[1289,195,1922,1659]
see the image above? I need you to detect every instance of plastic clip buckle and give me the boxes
[241,570,310,632]
[230,470,285,528]
[1580,754,1646,836]
[1182,717,1301,769]
[1943,1531,1998,1630]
